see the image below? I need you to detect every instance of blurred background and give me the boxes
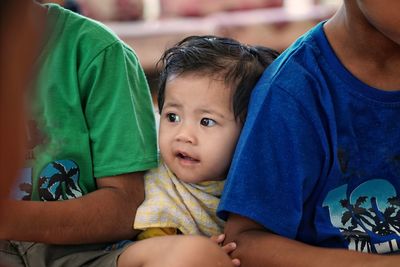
[39,0,341,93]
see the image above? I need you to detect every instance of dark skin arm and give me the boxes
[0,0,45,213]
[0,2,148,246]
[0,172,144,244]
[224,213,399,267]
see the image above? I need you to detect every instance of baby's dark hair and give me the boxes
[157,35,279,123]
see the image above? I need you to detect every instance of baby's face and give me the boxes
[159,73,242,183]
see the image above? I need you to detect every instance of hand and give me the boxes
[211,234,241,266]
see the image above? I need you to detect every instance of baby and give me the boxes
[118,35,278,267]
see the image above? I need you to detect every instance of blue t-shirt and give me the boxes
[218,22,400,254]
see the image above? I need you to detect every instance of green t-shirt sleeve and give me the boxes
[80,41,158,178]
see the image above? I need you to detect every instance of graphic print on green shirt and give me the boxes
[11,4,158,201]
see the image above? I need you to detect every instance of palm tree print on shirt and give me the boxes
[39,160,82,200]
[19,176,52,200]
[323,179,400,254]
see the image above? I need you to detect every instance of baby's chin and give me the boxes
[175,174,205,184]
[172,170,207,184]
[175,171,225,184]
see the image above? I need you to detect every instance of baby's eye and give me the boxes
[167,113,181,123]
[200,118,216,127]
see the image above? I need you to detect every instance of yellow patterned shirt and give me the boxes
[134,162,225,239]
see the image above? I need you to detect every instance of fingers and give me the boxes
[232,258,241,267]
[210,233,226,244]
[210,233,240,266]
[221,241,236,254]
[211,234,238,254]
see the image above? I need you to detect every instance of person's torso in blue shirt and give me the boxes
[218,22,400,254]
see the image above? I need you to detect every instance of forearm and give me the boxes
[230,230,396,267]
[224,214,399,267]
[0,173,144,244]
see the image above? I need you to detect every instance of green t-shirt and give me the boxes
[14,4,158,201]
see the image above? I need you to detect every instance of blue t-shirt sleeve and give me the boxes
[218,77,327,239]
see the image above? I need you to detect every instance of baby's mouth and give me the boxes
[176,152,199,162]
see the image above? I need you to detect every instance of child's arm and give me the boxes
[1,173,145,244]
[224,213,398,267]
[118,235,234,267]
